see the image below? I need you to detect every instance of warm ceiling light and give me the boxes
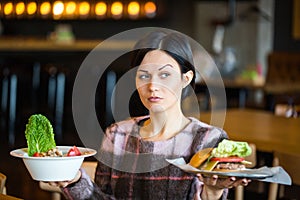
[27,2,37,15]
[65,1,76,15]
[111,1,123,18]
[4,2,13,16]
[78,1,90,16]
[127,1,140,18]
[53,1,64,16]
[95,2,107,16]
[144,1,156,18]
[15,2,25,16]
[40,2,51,16]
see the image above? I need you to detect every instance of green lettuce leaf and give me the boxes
[211,139,252,158]
[25,114,56,156]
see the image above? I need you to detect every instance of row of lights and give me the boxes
[0,1,157,20]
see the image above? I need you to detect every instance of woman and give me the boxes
[52,31,250,199]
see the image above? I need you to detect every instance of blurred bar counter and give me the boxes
[0,37,134,52]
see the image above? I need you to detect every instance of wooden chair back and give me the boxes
[268,151,300,200]
[266,52,300,91]
[0,172,7,194]
[265,52,300,111]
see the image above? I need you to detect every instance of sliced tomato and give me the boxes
[210,156,244,163]
[67,146,82,156]
[33,152,41,157]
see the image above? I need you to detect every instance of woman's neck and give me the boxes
[140,106,191,141]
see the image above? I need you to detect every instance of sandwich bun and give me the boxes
[189,148,213,168]
[189,149,250,172]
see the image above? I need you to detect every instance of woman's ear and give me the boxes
[182,70,194,88]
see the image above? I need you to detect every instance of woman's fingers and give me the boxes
[221,177,236,188]
[47,181,58,187]
[45,170,82,188]
[220,177,251,188]
[231,178,251,187]
[46,181,70,187]
[197,174,251,189]
[198,174,224,189]
[200,174,218,185]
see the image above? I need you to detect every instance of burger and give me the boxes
[189,139,252,171]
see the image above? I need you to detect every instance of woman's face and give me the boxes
[136,50,189,113]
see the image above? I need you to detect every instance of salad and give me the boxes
[25,114,82,157]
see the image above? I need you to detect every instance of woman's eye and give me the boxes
[138,74,150,80]
[160,72,170,78]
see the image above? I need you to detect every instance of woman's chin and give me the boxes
[149,105,167,113]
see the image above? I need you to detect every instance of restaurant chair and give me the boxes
[268,151,300,200]
[274,103,300,118]
[264,52,300,111]
[0,172,7,194]
[39,161,97,200]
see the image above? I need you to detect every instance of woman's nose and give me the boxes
[148,81,159,91]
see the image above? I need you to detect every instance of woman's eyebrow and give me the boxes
[138,69,149,73]
[159,64,173,70]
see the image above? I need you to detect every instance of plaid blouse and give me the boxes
[62,117,229,200]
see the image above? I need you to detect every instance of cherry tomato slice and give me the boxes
[33,152,41,157]
[67,146,82,156]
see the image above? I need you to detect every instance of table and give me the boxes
[0,193,23,200]
[199,109,300,155]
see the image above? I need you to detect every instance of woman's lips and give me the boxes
[148,96,162,102]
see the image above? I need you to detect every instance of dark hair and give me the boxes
[129,31,196,117]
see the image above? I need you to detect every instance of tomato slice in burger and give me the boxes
[210,156,244,162]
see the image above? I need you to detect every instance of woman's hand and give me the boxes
[197,173,251,200]
[46,170,82,188]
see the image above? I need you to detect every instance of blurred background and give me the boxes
[0,0,300,199]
